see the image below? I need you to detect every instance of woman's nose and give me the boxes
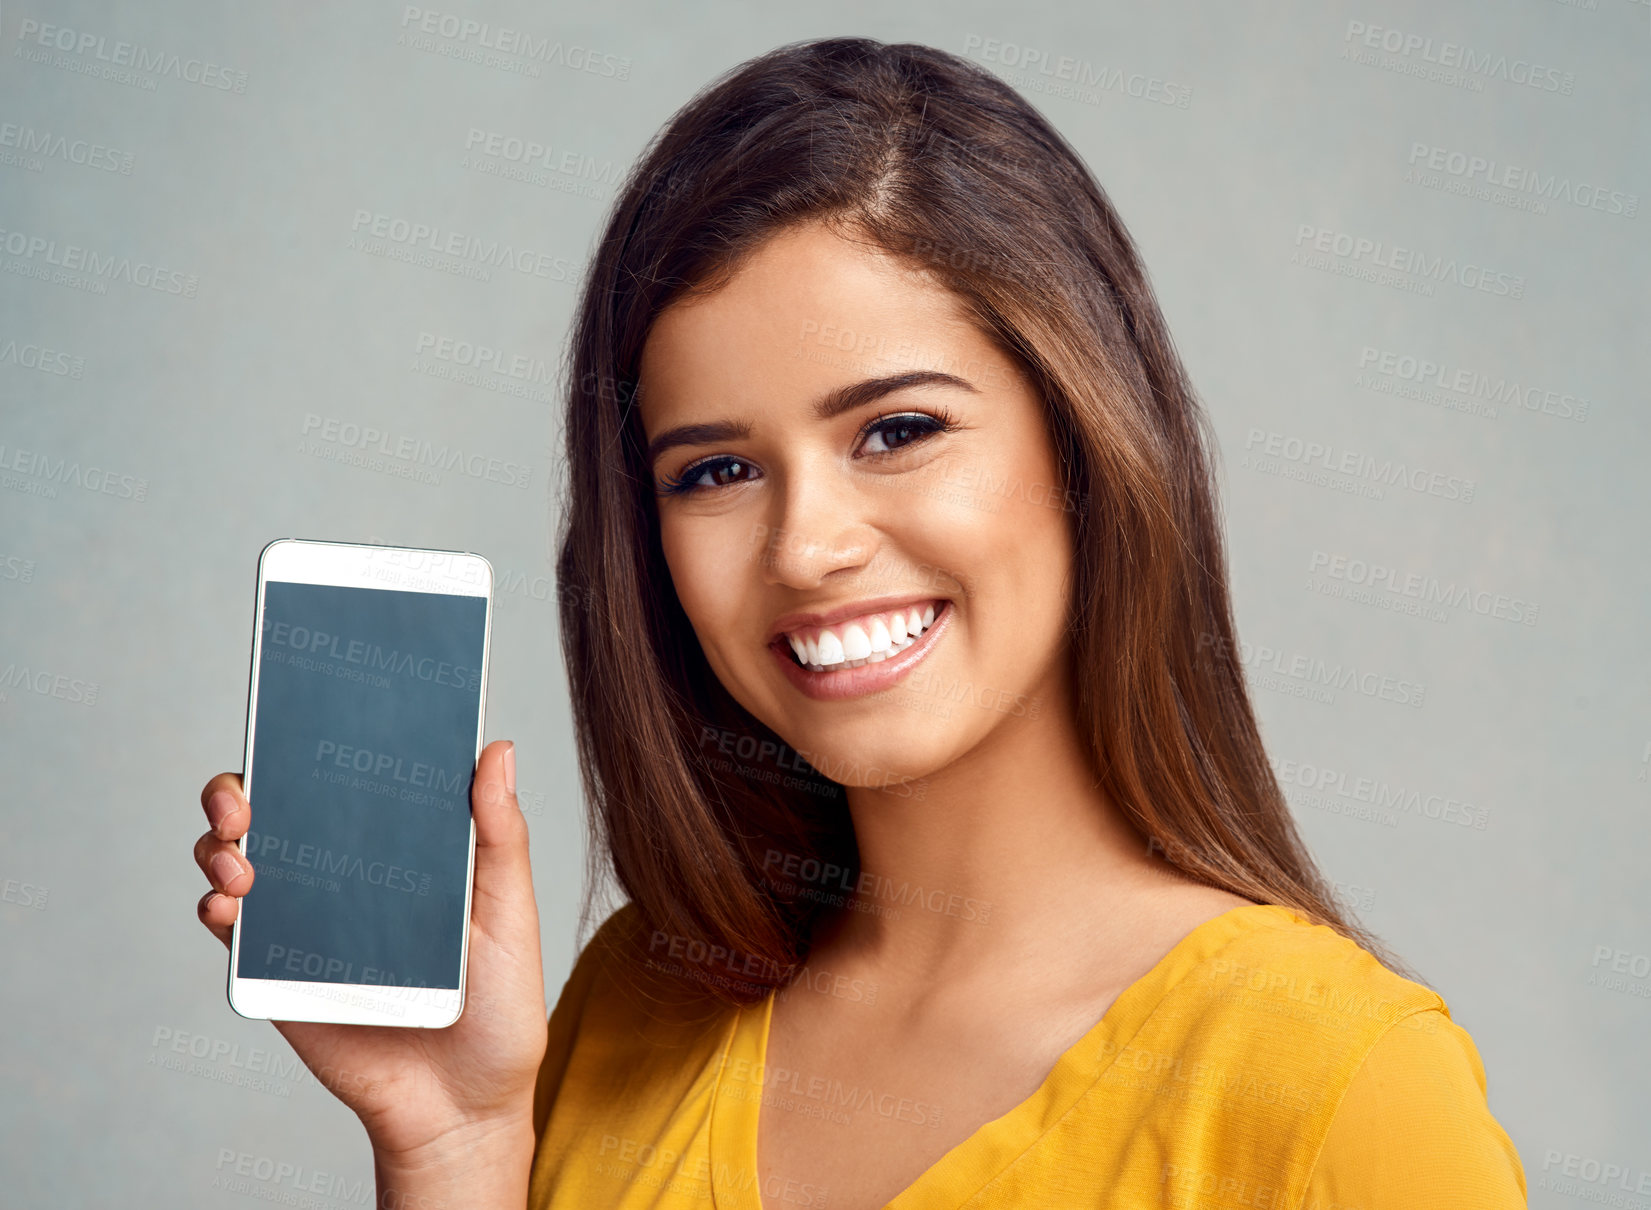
[757,467,880,588]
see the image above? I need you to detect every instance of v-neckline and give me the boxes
[706,902,1293,1210]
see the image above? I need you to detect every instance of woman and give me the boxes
[195,37,1528,1209]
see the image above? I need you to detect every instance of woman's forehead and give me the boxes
[637,231,987,414]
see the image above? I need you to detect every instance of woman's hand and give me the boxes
[194,740,548,1166]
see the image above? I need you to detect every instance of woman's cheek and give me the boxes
[662,516,753,640]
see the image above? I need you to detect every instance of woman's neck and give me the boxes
[827,679,1177,984]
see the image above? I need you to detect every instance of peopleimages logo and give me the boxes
[0,443,149,502]
[262,616,482,691]
[0,339,87,378]
[1242,428,1476,503]
[460,128,623,197]
[0,663,100,706]
[299,412,533,489]
[0,123,134,173]
[414,331,557,387]
[1538,1150,1651,1197]
[1292,225,1524,299]
[1272,756,1488,829]
[1197,632,1426,708]
[1407,143,1636,217]
[961,34,1192,108]
[1307,550,1538,626]
[397,7,630,80]
[1356,347,1592,423]
[247,832,433,896]
[349,210,578,282]
[312,740,470,797]
[14,18,249,92]
[1342,21,1576,94]
[0,226,199,296]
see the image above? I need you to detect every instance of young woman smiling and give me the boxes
[195,37,1527,1210]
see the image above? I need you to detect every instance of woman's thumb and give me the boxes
[468,740,536,920]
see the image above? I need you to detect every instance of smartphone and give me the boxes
[227,538,493,1028]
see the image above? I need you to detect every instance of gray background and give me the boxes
[2,1,1646,1206]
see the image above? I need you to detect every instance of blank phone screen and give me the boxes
[236,580,487,991]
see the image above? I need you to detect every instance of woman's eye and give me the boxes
[861,412,949,456]
[657,409,958,497]
[659,457,756,496]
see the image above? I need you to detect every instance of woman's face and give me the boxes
[637,220,1078,793]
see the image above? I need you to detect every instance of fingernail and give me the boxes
[211,851,243,890]
[502,741,516,796]
[207,790,238,835]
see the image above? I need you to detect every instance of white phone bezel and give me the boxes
[226,538,492,1028]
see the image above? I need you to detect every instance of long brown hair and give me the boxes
[554,35,1418,1004]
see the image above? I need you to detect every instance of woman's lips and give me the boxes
[771,600,952,702]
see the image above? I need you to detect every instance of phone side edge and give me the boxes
[450,557,494,1027]
[226,539,290,1020]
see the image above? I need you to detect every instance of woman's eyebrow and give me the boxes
[644,369,977,468]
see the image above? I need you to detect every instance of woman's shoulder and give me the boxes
[566,899,652,981]
[1303,1003,1527,1204]
[532,901,740,1140]
[1106,899,1527,1201]
[538,900,645,1027]
[1204,905,1527,1200]
[1107,896,1447,1119]
[551,898,756,1049]
[1092,897,1437,1118]
[551,900,738,1029]
[1185,899,1448,1031]
[1188,901,1491,1108]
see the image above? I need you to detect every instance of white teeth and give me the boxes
[815,630,844,666]
[784,601,944,671]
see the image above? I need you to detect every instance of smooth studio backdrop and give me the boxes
[2,1,1646,1205]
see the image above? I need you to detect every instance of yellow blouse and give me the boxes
[527,901,1527,1208]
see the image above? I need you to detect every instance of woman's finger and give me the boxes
[193,830,254,896]
[197,888,237,950]
[200,773,249,841]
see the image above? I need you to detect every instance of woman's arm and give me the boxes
[368,897,637,1209]
[531,903,638,1141]
[1301,1009,1527,1208]
[373,1109,539,1209]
